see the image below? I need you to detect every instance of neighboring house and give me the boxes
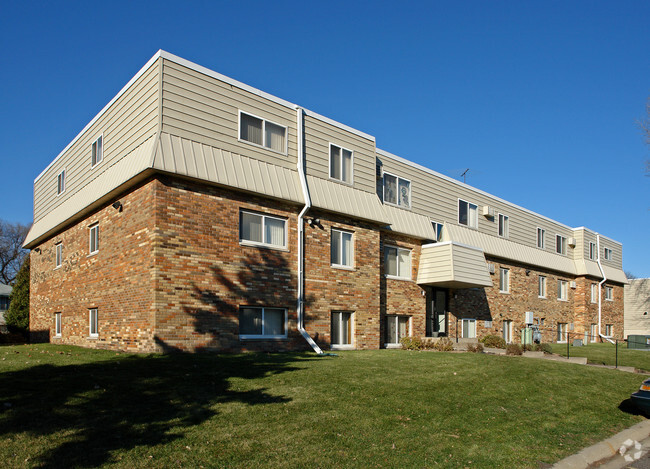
[24,51,627,353]
[0,283,12,333]
[624,278,650,337]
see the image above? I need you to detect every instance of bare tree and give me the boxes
[625,270,637,280]
[640,98,650,176]
[0,220,30,285]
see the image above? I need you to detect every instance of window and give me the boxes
[331,229,353,268]
[605,286,613,301]
[591,283,597,303]
[386,315,409,345]
[89,308,98,337]
[604,248,613,261]
[557,323,568,343]
[331,312,353,347]
[240,211,287,249]
[239,307,287,338]
[89,224,99,255]
[383,173,411,208]
[57,170,65,195]
[461,319,476,339]
[384,246,411,280]
[605,324,613,337]
[55,313,62,337]
[55,243,63,268]
[498,214,509,238]
[458,199,478,228]
[431,222,443,242]
[499,268,510,293]
[91,135,103,167]
[239,111,286,153]
[484,320,493,328]
[537,228,545,249]
[538,276,547,298]
[556,235,566,255]
[557,280,568,301]
[590,324,597,343]
[329,144,353,183]
[589,242,597,260]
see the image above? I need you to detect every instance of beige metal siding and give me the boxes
[417,242,492,288]
[160,59,297,172]
[34,60,160,223]
[624,279,650,336]
[307,176,387,224]
[304,114,376,194]
[382,204,436,239]
[152,132,304,204]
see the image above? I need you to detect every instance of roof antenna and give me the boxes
[460,168,469,184]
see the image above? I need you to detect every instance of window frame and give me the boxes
[538,275,547,298]
[383,172,411,209]
[89,223,99,255]
[458,199,478,229]
[331,228,354,269]
[591,283,598,303]
[55,243,63,269]
[385,315,410,346]
[557,322,568,343]
[605,286,613,301]
[557,279,568,301]
[239,306,288,339]
[329,143,354,184]
[431,222,443,242]
[605,324,613,337]
[590,324,597,343]
[589,242,597,260]
[498,213,509,238]
[556,234,566,255]
[91,134,103,167]
[331,311,354,349]
[537,227,545,249]
[461,318,477,339]
[499,267,510,293]
[239,210,288,250]
[604,248,613,261]
[238,110,288,155]
[89,308,98,338]
[57,169,66,195]
[55,312,62,337]
[384,245,412,280]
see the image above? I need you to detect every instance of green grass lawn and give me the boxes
[550,342,650,371]
[0,344,647,468]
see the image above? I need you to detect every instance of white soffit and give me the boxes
[307,176,388,224]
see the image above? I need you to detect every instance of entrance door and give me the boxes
[426,288,448,337]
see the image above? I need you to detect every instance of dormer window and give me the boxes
[239,111,286,154]
[91,135,103,167]
[57,170,65,195]
[604,248,613,261]
[458,199,478,229]
[329,144,353,184]
[384,173,410,208]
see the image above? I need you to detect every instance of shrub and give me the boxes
[522,344,533,352]
[420,338,436,350]
[400,336,422,350]
[480,335,507,349]
[535,343,553,354]
[5,257,29,334]
[433,337,454,352]
[505,343,523,355]
[466,343,484,353]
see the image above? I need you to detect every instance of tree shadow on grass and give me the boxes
[0,351,316,468]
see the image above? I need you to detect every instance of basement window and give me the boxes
[239,307,287,339]
[89,308,98,338]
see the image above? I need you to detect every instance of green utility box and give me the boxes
[627,335,650,350]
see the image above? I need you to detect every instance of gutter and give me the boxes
[595,234,614,344]
[295,106,323,354]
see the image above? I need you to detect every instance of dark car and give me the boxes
[631,378,650,415]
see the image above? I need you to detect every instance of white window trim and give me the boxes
[55,312,62,337]
[384,245,412,281]
[238,110,288,155]
[498,213,509,238]
[331,311,354,350]
[605,286,613,301]
[604,248,613,261]
[91,134,103,168]
[557,280,568,301]
[458,198,478,229]
[537,227,545,249]
[88,223,99,256]
[328,143,354,185]
[57,169,66,196]
[461,318,477,339]
[557,323,568,343]
[239,307,288,340]
[55,243,63,269]
[89,308,98,338]
[239,210,288,250]
[590,324,597,343]
[538,275,547,299]
[385,315,411,347]
[589,242,597,260]
[604,324,613,337]
[383,171,411,209]
[431,221,443,242]
[331,228,354,269]
[556,234,566,255]
[590,284,598,304]
[499,268,510,293]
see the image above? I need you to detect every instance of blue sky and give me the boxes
[1,1,648,275]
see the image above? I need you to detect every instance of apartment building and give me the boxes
[24,51,627,353]
[624,279,650,337]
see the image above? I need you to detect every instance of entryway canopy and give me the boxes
[416,241,493,289]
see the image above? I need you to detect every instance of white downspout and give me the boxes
[295,106,323,354]
[595,234,614,344]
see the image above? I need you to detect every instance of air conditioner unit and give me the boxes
[482,206,495,218]
[487,263,495,274]
[525,311,534,325]
[568,237,576,247]
[570,281,577,289]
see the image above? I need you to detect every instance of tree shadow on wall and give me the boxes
[0,348,316,468]
[155,247,317,352]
